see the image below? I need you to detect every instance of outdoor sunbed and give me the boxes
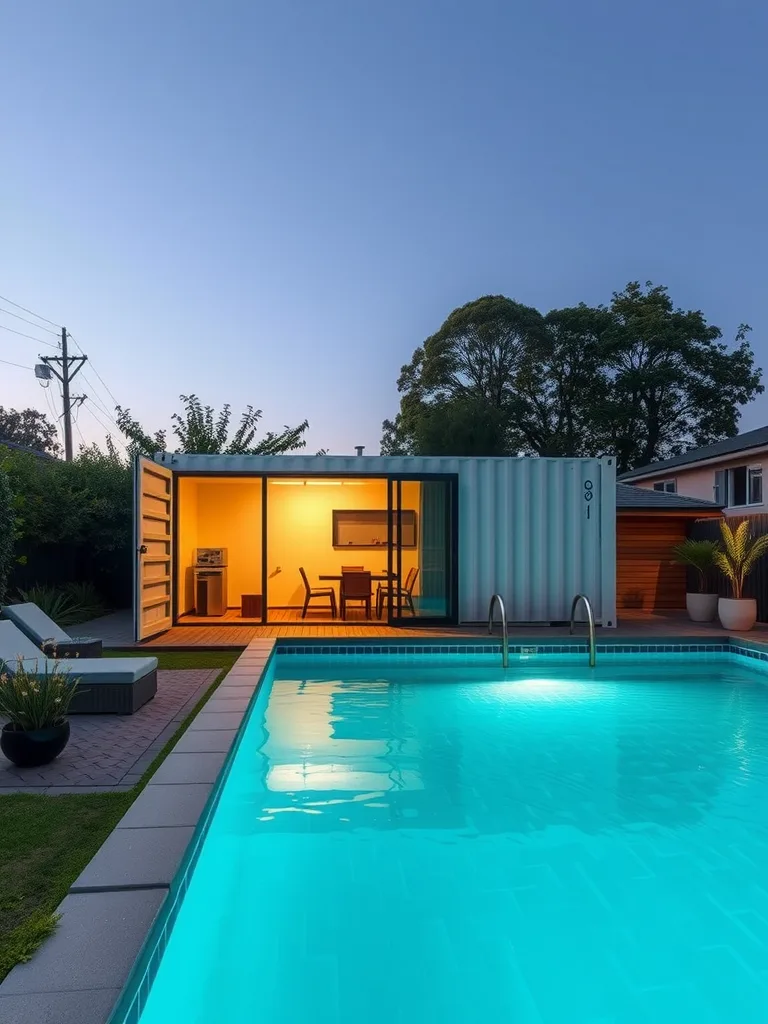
[0,620,157,714]
[1,602,103,657]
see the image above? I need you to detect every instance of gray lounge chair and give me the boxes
[1,602,103,657]
[0,621,157,714]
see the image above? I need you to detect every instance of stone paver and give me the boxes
[71,825,195,891]
[0,889,166,995]
[0,669,218,791]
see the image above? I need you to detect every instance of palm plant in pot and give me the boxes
[0,659,80,767]
[714,519,768,631]
[672,539,721,622]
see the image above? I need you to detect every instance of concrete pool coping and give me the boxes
[3,631,768,1023]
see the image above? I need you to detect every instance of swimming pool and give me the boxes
[133,652,768,1023]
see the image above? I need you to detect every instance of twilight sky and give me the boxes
[2,0,767,456]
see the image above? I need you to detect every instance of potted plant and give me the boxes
[0,659,80,767]
[672,539,721,622]
[714,520,768,631]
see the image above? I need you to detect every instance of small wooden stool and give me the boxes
[241,594,263,619]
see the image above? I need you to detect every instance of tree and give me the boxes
[382,283,763,473]
[382,295,545,455]
[1,443,134,606]
[0,407,60,455]
[597,282,762,472]
[115,394,315,456]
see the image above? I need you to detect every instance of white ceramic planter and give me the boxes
[686,592,719,622]
[718,597,757,631]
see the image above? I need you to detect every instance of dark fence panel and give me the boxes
[9,540,132,609]
[689,515,768,622]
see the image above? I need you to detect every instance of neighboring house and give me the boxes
[616,483,722,614]
[618,426,768,516]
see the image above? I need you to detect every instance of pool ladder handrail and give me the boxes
[488,593,509,668]
[570,594,596,667]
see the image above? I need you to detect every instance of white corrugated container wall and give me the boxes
[155,453,617,626]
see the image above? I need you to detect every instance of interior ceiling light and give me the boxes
[269,479,370,486]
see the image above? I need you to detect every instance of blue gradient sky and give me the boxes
[2,0,767,455]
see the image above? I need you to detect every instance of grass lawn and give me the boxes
[0,648,242,981]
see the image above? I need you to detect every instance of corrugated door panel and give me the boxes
[135,459,173,641]
[616,516,686,612]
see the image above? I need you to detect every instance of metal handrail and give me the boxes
[570,594,596,667]
[488,594,509,668]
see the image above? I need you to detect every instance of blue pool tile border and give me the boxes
[275,641,734,657]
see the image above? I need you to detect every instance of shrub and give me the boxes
[714,520,768,600]
[671,539,720,594]
[0,661,80,730]
[0,470,12,604]
[16,583,104,627]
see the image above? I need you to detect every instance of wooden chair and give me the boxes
[377,566,419,618]
[340,571,372,620]
[299,567,337,619]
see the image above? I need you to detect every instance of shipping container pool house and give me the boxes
[134,454,617,641]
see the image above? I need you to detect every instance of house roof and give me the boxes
[618,425,768,482]
[0,438,56,460]
[616,483,722,511]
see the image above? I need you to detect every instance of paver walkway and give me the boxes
[0,669,219,793]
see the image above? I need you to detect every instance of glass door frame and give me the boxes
[386,473,459,627]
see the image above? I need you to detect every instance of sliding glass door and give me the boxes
[387,475,457,625]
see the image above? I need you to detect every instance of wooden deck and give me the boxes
[72,609,768,650]
[178,607,377,626]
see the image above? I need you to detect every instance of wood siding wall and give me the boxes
[616,516,687,612]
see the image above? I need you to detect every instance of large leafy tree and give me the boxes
[116,394,315,456]
[383,283,762,473]
[597,282,762,471]
[0,407,60,455]
[382,295,545,455]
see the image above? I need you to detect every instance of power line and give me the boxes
[0,293,61,330]
[81,402,129,452]
[0,356,34,370]
[0,306,60,337]
[42,382,64,449]
[81,376,121,428]
[0,322,59,348]
[68,334,119,406]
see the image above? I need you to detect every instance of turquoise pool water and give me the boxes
[138,656,768,1023]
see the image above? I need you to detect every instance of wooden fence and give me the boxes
[689,514,768,622]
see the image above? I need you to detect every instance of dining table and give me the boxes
[319,571,398,582]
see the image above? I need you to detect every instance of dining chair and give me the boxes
[340,571,372,620]
[377,566,419,618]
[299,567,337,619]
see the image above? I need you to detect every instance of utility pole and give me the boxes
[38,328,87,461]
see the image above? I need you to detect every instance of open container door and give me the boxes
[134,456,174,642]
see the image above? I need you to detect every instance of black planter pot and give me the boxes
[1,720,71,768]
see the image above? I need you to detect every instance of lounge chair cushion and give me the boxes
[0,621,157,683]
[2,602,71,646]
[0,620,46,664]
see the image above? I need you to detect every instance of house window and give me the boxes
[722,465,763,507]
[653,479,676,493]
[750,466,763,505]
